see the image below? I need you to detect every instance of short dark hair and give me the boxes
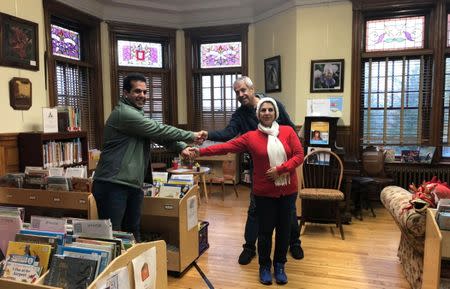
[123,73,146,92]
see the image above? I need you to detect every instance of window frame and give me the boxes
[43,0,104,149]
[351,0,448,162]
[108,22,177,125]
[184,24,249,131]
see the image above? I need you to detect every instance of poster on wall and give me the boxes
[310,121,329,145]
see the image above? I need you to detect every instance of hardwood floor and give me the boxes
[168,185,410,289]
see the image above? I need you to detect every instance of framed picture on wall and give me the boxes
[310,59,344,93]
[0,12,39,71]
[264,55,281,93]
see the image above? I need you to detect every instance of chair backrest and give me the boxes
[222,160,236,176]
[301,149,343,190]
[361,146,385,177]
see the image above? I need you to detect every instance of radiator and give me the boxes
[387,165,450,188]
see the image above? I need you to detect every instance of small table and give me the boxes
[167,167,210,202]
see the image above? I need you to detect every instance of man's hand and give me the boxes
[181,147,196,160]
[188,147,200,158]
[265,167,279,181]
[193,130,208,145]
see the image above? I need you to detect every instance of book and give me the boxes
[0,214,23,258]
[310,121,329,145]
[419,146,436,164]
[2,259,41,283]
[384,149,395,163]
[306,147,331,165]
[6,241,52,272]
[44,254,98,289]
[401,150,420,163]
[57,245,109,274]
[19,229,66,246]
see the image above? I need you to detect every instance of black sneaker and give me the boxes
[290,245,304,260]
[238,248,256,265]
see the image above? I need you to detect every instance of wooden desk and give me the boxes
[167,167,210,202]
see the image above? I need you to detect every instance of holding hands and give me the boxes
[193,130,208,145]
[180,146,200,160]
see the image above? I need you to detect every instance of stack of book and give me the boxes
[0,214,136,288]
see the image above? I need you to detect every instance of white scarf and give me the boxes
[258,121,290,186]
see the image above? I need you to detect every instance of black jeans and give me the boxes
[254,193,297,266]
[92,180,144,242]
[243,193,301,252]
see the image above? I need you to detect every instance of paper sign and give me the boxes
[187,195,198,231]
[72,219,113,239]
[132,247,156,289]
[30,216,66,233]
[42,107,58,133]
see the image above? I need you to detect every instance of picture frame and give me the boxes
[310,59,344,93]
[0,12,39,71]
[264,55,281,93]
[9,77,32,110]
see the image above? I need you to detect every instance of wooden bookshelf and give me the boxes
[141,185,199,273]
[0,187,97,220]
[18,131,88,172]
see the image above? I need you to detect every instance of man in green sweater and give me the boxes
[93,73,204,241]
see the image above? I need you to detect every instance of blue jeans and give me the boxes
[92,180,144,242]
[254,193,298,266]
[243,193,301,251]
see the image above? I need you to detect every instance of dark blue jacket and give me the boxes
[208,94,296,142]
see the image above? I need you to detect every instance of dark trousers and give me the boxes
[243,193,301,251]
[92,180,144,242]
[254,193,297,266]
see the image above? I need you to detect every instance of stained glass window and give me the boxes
[365,16,425,52]
[200,41,241,68]
[117,40,162,68]
[51,24,81,60]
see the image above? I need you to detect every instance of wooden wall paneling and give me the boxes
[0,133,19,174]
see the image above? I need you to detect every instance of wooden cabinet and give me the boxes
[140,186,199,273]
[196,153,239,184]
[18,131,88,171]
[422,208,450,289]
[0,187,97,220]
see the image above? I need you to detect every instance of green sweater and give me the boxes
[94,98,194,188]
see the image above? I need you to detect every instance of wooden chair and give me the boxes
[299,149,345,240]
[208,160,239,200]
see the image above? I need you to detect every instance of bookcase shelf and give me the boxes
[0,187,97,220]
[18,131,88,172]
[141,185,199,273]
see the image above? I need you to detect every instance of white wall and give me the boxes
[0,0,48,133]
[0,0,353,133]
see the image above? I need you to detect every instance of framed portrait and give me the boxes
[9,77,32,110]
[0,12,39,71]
[310,59,344,93]
[264,55,281,93]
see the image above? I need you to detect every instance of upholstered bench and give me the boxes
[381,185,426,289]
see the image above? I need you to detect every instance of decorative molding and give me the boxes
[58,0,347,28]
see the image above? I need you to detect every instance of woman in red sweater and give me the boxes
[193,97,304,285]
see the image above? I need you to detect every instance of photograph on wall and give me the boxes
[309,121,329,145]
[264,55,281,93]
[310,59,344,93]
[0,12,39,71]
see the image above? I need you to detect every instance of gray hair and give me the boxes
[233,76,254,89]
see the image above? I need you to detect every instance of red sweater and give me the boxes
[200,126,304,197]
